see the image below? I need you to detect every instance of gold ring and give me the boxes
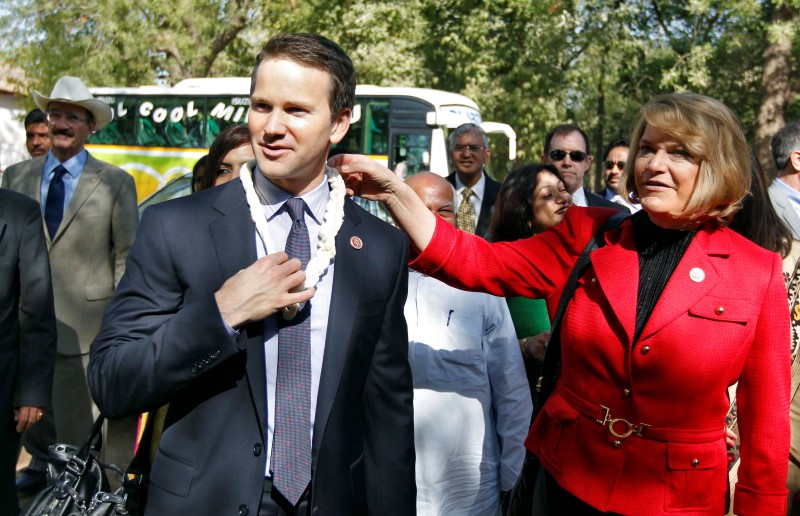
[37,410,43,420]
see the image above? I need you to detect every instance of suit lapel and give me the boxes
[477,176,499,236]
[208,184,267,437]
[637,226,726,342]
[53,155,101,243]
[209,185,257,279]
[313,199,362,452]
[15,159,45,202]
[591,220,638,346]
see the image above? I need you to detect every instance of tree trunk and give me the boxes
[593,52,607,192]
[754,3,796,179]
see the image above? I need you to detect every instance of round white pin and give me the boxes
[689,267,705,282]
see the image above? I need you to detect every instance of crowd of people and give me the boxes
[2,31,800,516]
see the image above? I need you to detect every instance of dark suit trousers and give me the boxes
[2,358,21,516]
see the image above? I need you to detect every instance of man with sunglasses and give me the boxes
[596,138,640,213]
[542,124,629,213]
[446,123,501,238]
[2,76,139,496]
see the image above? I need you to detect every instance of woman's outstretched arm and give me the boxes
[330,154,437,251]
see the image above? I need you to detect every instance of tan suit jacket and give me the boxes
[3,153,138,355]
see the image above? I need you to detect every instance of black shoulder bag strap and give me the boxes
[533,212,628,419]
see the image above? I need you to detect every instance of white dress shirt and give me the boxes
[602,187,642,213]
[571,186,588,207]
[405,271,532,515]
[252,168,335,476]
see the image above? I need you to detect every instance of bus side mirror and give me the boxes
[351,104,362,124]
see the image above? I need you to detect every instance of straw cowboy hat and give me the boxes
[33,76,113,130]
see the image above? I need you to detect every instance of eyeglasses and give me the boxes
[604,160,626,170]
[453,144,485,154]
[548,149,587,162]
[46,110,91,125]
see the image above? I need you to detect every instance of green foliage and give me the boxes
[2,0,799,182]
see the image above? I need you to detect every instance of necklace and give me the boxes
[239,163,346,319]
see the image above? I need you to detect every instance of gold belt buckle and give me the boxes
[595,405,650,439]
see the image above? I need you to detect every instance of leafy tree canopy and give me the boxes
[2,0,798,181]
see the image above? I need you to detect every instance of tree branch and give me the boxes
[181,14,198,42]
[650,0,673,42]
[196,0,252,76]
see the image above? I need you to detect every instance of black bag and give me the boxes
[21,414,152,516]
[506,212,627,516]
[20,416,115,515]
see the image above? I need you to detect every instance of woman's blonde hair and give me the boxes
[619,92,751,224]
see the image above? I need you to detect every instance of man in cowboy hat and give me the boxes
[2,76,138,494]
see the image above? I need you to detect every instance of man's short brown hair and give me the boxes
[251,33,356,121]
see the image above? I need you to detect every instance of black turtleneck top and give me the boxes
[631,211,697,344]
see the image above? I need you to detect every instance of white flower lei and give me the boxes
[239,162,345,318]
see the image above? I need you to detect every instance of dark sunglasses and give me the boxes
[604,160,626,170]
[548,149,587,162]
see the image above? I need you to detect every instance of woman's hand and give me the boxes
[329,154,438,252]
[328,154,403,203]
[725,425,738,449]
[520,330,550,360]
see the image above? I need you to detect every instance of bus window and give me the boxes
[332,101,363,155]
[206,96,250,146]
[331,98,389,160]
[87,96,138,145]
[135,97,205,148]
[364,100,389,155]
[392,132,431,177]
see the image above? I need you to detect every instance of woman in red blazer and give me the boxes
[333,92,790,515]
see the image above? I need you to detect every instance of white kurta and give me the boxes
[405,271,532,516]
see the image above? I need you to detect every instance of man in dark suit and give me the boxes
[542,124,629,213]
[3,76,139,495]
[89,33,415,516]
[0,189,56,515]
[445,123,500,238]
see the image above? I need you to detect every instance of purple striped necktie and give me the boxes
[271,197,312,506]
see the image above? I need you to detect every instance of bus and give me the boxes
[88,79,516,201]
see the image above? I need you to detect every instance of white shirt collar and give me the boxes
[253,165,329,224]
[453,171,486,201]
[571,186,588,207]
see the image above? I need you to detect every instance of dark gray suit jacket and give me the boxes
[446,171,501,239]
[0,189,56,408]
[0,190,56,514]
[88,180,415,515]
[586,189,630,213]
